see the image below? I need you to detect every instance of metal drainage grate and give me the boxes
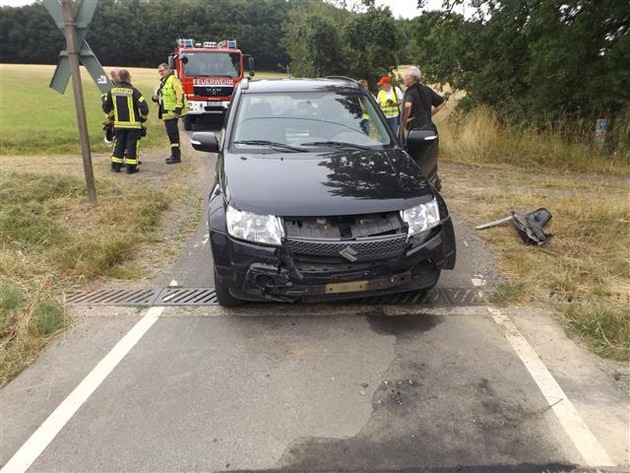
[65,287,484,307]
[355,287,484,306]
[65,288,217,306]
[156,287,218,305]
[65,288,157,306]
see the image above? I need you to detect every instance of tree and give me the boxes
[343,4,404,84]
[0,4,64,64]
[282,0,403,83]
[2,0,291,70]
[411,0,630,127]
[281,1,346,77]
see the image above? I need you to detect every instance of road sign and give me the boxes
[45,0,98,204]
[44,0,110,94]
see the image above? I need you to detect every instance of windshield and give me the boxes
[231,91,395,152]
[182,52,241,77]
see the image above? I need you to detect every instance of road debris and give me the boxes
[476,208,553,245]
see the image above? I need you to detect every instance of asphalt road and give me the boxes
[1,126,627,473]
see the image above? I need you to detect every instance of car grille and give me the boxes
[287,234,407,263]
[193,85,234,97]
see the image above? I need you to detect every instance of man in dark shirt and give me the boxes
[401,66,445,136]
[401,66,446,190]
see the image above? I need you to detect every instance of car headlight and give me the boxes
[400,198,441,237]
[226,205,285,246]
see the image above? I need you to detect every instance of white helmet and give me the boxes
[103,122,115,144]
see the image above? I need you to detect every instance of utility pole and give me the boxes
[61,0,97,204]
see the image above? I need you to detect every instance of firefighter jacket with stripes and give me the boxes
[102,82,149,129]
[157,73,187,120]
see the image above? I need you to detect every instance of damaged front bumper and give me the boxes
[211,217,456,303]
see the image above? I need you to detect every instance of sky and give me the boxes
[375,0,439,20]
[0,0,31,5]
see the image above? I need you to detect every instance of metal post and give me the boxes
[595,118,608,151]
[62,0,97,204]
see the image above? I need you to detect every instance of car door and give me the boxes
[405,125,440,189]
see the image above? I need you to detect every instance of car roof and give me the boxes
[242,77,363,94]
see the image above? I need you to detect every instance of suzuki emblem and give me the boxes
[339,246,359,262]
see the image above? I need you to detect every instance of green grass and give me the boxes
[0,64,169,155]
[489,281,526,304]
[0,64,288,156]
[561,298,629,360]
[0,283,25,326]
[0,168,176,385]
[0,280,69,386]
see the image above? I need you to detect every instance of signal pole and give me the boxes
[61,0,97,204]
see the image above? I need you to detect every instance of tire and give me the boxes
[213,267,243,307]
[183,115,194,131]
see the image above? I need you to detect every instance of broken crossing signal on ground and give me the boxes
[476,208,553,245]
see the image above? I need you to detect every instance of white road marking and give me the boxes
[471,277,486,287]
[488,307,615,468]
[0,306,165,473]
[192,234,209,249]
[162,293,176,302]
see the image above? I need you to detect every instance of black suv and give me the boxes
[191,77,456,306]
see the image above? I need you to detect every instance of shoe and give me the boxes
[126,166,139,174]
[166,156,181,164]
[111,164,122,173]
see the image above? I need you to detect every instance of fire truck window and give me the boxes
[183,52,241,77]
[229,53,241,76]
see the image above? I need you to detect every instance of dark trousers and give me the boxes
[164,118,180,159]
[112,129,142,170]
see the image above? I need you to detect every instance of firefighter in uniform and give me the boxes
[101,69,120,145]
[102,69,149,174]
[153,63,187,164]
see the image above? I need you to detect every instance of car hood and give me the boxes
[223,148,433,217]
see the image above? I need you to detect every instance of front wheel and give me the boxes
[213,267,244,307]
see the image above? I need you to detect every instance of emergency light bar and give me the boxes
[217,40,237,49]
[177,38,238,49]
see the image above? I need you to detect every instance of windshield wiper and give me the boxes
[233,140,306,152]
[300,141,372,150]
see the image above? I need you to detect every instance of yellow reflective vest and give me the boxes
[158,73,188,120]
[377,87,402,117]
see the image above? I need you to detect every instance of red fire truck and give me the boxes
[168,38,255,130]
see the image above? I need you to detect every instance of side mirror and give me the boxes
[247,56,255,77]
[191,132,219,153]
[167,54,175,70]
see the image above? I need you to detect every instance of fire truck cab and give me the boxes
[168,38,254,130]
